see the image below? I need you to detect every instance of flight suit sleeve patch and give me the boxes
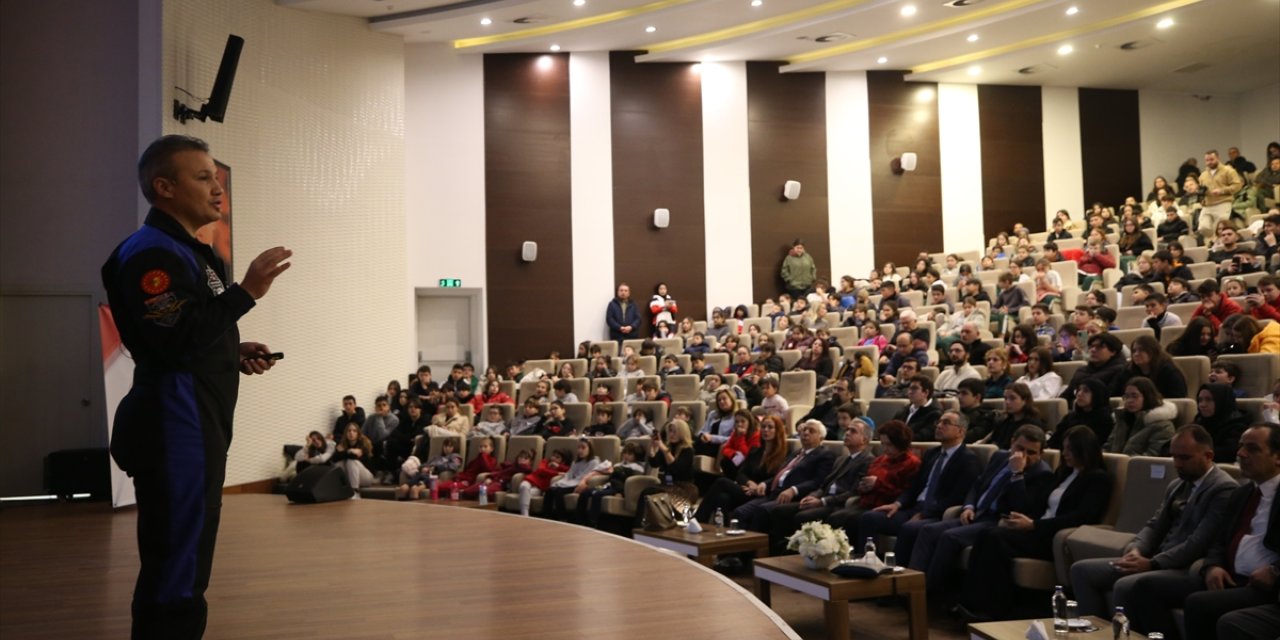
[142,292,187,328]
[140,269,171,295]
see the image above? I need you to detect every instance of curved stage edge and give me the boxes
[0,494,798,639]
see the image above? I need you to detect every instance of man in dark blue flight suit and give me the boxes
[103,135,291,639]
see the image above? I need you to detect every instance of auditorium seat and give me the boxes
[654,337,683,354]
[483,402,516,422]
[1217,353,1280,397]
[1172,356,1211,399]
[741,317,772,334]
[1059,456,1174,589]
[670,401,706,431]
[778,349,803,370]
[523,359,556,376]
[665,374,700,402]
[594,376,625,400]
[1035,399,1069,431]
[704,353,730,374]
[1159,324,1186,348]
[564,402,592,430]
[866,399,909,427]
[591,341,619,357]
[780,371,817,413]
[567,377,589,399]
[827,326,857,347]
[1110,328,1154,346]
[630,401,669,429]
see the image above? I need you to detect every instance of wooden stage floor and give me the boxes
[1,494,798,639]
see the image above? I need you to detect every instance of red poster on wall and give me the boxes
[195,159,233,274]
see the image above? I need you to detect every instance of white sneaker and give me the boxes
[350,493,361,500]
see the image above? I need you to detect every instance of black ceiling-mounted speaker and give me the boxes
[174,35,244,124]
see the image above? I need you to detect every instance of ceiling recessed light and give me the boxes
[645,25,656,33]
[480,17,492,25]
[966,33,979,43]
[1057,44,1073,55]
[876,56,889,64]
[1156,17,1174,29]
[967,65,981,76]
[751,0,763,6]
[549,44,561,51]
[900,5,917,17]
[573,0,586,6]
[1065,6,1078,15]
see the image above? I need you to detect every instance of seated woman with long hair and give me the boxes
[634,420,698,526]
[983,383,1045,450]
[1107,377,1176,456]
[1167,317,1217,357]
[957,425,1111,621]
[791,339,834,386]
[1122,335,1187,400]
[1016,347,1064,401]
[694,414,791,523]
[1192,383,1250,463]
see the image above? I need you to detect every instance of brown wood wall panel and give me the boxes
[978,84,1046,236]
[746,62,829,301]
[609,51,706,328]
[484,53,574,364]
[1079,88,1142,209]
[866,70,943,268]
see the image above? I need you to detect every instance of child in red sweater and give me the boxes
[719,409,761,476]
[461,449,534,499]
[517,449,571,516]
[435,436,498,499]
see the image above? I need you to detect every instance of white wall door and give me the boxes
[0,293,101,497]
[415,294,473,376]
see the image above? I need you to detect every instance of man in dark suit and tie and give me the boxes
[1127,423,1280,639]
[733,419,836,532]
[910,425,1053,593]
[892,375,943,442]
[854,410,981,565]
[766,407,874,550]
[1070,425,1239,618]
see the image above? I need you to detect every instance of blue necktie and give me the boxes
[921,450,949,503]
[975,467,1012,516]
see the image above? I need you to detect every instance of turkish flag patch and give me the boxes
[140,269,171,295]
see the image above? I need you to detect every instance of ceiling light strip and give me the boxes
[908,0,1202,74]
[784,0,1045,65]
[452,0,698,49]
[643,0,876,55]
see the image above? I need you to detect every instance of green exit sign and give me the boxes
[438,278,462,288]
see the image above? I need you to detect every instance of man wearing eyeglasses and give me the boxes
[892,375,942,442]
[853,410,980,566]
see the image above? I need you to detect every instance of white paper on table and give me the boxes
[1024,619,1049,640]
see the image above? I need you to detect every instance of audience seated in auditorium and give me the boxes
[1124,335,1188,400]
[509,399,544,437]
[1168,316,1217,358]
[1125,424,1279,639]
[517,448,570,517]
[1060,332,1128,401]
[936,341,980,392]
[1194,383,1250,464]
[1050,378,1114,450]
[435,436,498,500]
[857,410,981,567]
[955,379,997,444]
[894,375,943,442]
[1017,347,1064,401]
[1142,293,1182,341]
[983,348,1015,400]
[398,435,459,500]
[732,420,835,533]
[1071,425,1239,618]
[293,431,334,476]
[333,394,365,438]
[912,425,1053,594]
[540,438,610,521]
[876,359,919,399]
[956,425,1111,622]
[766,415,873,552]
[577,442,647,528]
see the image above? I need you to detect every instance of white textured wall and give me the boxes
[569,52,617,345]
[938,83,984,254]
[1041,86,1085,223]
[1239,83,1280,159]
[1139,90,1241,193]
[700,61,755,313]
[825,71,875,280]
[164,0,409,486]
[405,45,486,292]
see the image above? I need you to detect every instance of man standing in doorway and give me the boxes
[781,239,817,300]
[103,135,291,639]
[605,282,640,344]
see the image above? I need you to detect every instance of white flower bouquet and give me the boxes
[786,521,852,568]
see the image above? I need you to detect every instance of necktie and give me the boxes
[1226,485,1262,574]
[921,450,950,503]
[975,467,1011,516]
[773,450,806,491]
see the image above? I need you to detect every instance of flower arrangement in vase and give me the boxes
[786,521,852,570]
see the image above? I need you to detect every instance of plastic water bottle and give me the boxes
[429,476,439,500]
[1112,606,1130,639]
[713,508,725,536]
[1052,585,1068,632]
[864,536,877,558]
[450,484,460,501]
[478,483,488,506]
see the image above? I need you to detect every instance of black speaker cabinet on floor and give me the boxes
[285,465,353,503]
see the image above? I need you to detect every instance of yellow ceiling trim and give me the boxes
[785,0,1045,65]
[909,0,1202,74]
[453,0,698,49]
[644,0,875,56]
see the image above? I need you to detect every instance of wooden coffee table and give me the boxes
[632,526,770,568]
[969,616,1143,639]
[754,555,927,640]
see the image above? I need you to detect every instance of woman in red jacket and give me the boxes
[824,420,921,533]
[719,409,761,477]
[461,449,533,499]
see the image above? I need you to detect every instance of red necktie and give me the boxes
[1226,485,1262,574]
[773,450,806,491]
